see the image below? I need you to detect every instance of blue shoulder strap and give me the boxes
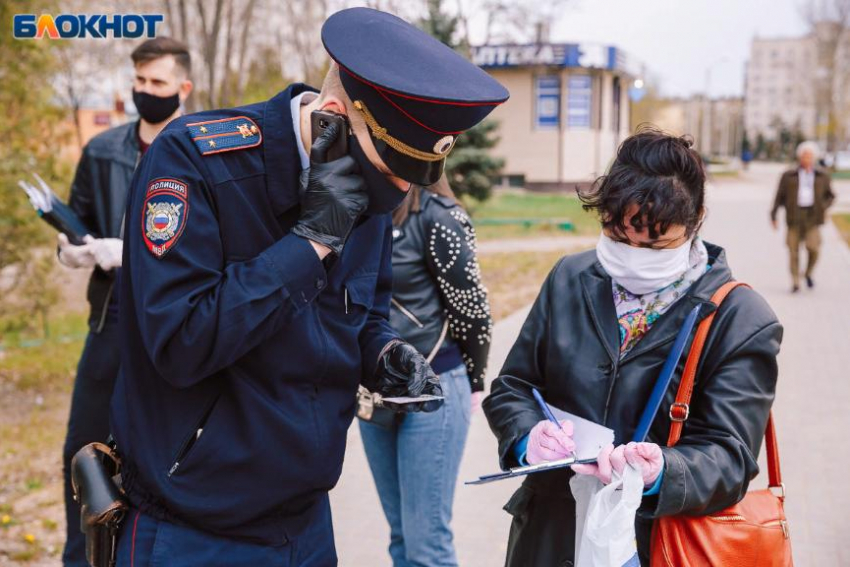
[632,304,702,443]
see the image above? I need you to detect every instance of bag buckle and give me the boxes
[669,402,690,422]
[770,482,787,501]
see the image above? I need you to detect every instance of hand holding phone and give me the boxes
[310,110,349,163]
[291,118,368,256]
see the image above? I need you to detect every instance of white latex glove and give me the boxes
[470,391,484,414]
[86,236,123,271]
[57,233,96,269]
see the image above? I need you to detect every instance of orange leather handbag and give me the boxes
[650,282,794,567]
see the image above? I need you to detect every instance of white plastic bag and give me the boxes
[570,464,643,567]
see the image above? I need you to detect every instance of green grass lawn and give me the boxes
[833,213,850,246]
[0,311,86,563]
[463,190,599,240]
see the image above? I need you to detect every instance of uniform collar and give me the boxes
[263,84,318,215]
[290,92,312,170]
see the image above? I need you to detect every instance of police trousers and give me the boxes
[63,321,121,567]
[115,494,337,567]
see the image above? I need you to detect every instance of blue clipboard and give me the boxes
[465,456,599,485]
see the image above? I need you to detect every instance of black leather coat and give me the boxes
[68,121,140,332]
[389,190,491,391]
[483,242,782,566]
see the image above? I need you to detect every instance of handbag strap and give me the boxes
[666,281,783,491]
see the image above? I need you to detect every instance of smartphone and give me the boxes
[310,110,349,163]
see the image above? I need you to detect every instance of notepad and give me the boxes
[547,404,615,462]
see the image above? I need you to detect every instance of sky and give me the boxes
[468,0,811,98]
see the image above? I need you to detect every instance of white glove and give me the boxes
[87,236,123,271]
[57,233,96,269]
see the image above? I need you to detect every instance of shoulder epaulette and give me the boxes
[186,116,262,156]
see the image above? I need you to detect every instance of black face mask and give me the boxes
[349,133,409,215]
[132,89,181,124]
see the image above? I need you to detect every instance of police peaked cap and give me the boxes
[321,7,510,185]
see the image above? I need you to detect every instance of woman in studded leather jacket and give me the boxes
[359,176,491,567]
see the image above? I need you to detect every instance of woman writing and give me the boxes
[483,128,782,566]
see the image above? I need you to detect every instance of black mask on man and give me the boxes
[132,90,181,124]
[348,133,409,215]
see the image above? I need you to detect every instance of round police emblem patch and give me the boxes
[142,178,189,258]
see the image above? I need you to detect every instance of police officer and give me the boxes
[57,37,192,567]
[109,8,508,567]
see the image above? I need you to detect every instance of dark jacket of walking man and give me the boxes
[58,37,192,567]
[108,8,508,566]
[771,140,835,292]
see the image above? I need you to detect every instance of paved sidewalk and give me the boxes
[333,162,850,566]
[699,163,850,566]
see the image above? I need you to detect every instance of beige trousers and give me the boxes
[786,208,821,286]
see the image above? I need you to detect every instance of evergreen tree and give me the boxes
[419,0,504,201]
[0,1,66,333]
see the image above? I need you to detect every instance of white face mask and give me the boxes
[596,232,693,295]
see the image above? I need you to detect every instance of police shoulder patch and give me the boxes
[186,116,262,156]
[142,178,189,258]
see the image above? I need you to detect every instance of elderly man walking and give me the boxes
[771,141,836,293]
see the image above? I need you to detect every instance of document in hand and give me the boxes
[18,173,88,245]
[466,406,614,485]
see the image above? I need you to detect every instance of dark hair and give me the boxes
[131,36,191,77]
[392,174,463,227]
[577,125,705,241]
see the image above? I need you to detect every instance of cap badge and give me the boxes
[434,136,454,155]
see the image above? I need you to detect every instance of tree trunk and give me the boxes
[235,0,259,103]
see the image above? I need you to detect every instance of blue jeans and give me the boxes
[359,364,472,567]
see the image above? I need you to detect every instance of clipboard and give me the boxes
[467,406,615,485]
[465,456,599,485]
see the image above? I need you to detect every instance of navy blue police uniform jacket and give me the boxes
[110,84,397,546]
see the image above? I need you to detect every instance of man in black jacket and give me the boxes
[58,37,192,567]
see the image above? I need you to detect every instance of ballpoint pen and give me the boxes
[531,387,577,459]
[532,387,563,431]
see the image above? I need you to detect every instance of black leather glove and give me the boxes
[292,122,369,255]
[373,341,444,413]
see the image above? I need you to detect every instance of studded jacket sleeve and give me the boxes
[423,202,492,392]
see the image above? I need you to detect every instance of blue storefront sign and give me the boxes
[471,42,637,75]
